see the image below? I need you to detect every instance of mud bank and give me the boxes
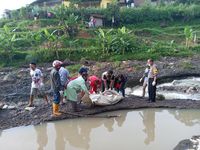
[1,96,200,130]
[1,56,200,130]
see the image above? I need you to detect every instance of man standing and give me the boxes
[59,63,70,104]
[147,59,158,103]
[50,60,63,116]
[28,62,48,107]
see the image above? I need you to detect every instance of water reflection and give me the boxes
[53,111,128,150]
[169,110,200,126]
[54,120,90,150]
[35,124,48,150]
[115,111,128,127]
[1,109,200,150]
[139,110,155,145]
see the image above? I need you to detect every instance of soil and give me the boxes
[0,56,200,131]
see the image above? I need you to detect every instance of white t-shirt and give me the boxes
[30,68,43,89]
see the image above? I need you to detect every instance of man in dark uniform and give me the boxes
[147,59,158,103]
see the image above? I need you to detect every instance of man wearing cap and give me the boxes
[50,60,63,116]
[65,67,89,112]
[28,62,48,107]
[147,59,158,103]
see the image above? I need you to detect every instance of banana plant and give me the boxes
[116,26,132,55]
[96,28,117,54]
[184,26,194,48]
[64,14,79,38]
[43,29,64,59]
[0,25,17,63]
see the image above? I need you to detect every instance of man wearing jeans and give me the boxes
[147,59,158,103]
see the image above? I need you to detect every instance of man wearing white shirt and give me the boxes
[28,62,48,107]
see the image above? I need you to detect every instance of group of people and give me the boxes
[27,58,158,116]
[27,60,128,116]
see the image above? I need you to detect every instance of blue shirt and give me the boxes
[59,67,70,86]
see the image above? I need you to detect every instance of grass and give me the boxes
[1,17,200,67]
[67,64,82,76]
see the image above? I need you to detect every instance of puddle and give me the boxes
[0,109,200,150]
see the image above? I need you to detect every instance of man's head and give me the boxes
[52,60,62,70]
[30,62,36,71]
[79,67,88,81]
[147,59,154,66]
[107,70,113,79]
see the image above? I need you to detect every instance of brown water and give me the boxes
[0,109,200,150]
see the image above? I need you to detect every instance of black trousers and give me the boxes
[148,78,156,102]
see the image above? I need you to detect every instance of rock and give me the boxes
[157,94,165,101]
[0,103,4,109]
[7,106,16,109]
[174,135,200,150]
[25,107,35,111]
[186,87,198,94]
[2,104,8,109]
[3,73,17,81]
[2,104,16,110]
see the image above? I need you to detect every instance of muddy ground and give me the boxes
[0,56,200,130]
[1,96,200,131]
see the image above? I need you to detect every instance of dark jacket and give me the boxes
[50,68,62,93]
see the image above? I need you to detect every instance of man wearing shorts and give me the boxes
[28,62,48,107]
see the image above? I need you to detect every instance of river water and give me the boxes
[129,77,200,100]
[0,109,200,150]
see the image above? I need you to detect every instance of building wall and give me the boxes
[95,18,103,27]
[134,0,145,7]
[63,0,70,7]
[100,0,112,8]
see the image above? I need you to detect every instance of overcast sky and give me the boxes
[0,0,35,17]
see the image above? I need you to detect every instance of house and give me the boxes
[30,0,62,6]
[31,0,161,9]
[63,0,100,7]
[90,14,104,27]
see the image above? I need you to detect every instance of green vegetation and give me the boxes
[1,3,200,67]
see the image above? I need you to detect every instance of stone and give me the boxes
[157,94,165,101]
[174,135,200,150]
[186,87,198,94]
[0,103,4,109]
[3,73,17,81]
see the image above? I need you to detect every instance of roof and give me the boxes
[90,14,104,18]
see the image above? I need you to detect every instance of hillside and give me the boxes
[0,4,200,67]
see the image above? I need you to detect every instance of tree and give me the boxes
[0,25,18,63]
[105,0,120,27]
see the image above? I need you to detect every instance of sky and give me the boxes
[0,0,35,17]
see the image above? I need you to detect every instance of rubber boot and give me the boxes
[53,103,62,116]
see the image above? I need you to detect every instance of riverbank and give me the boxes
[1,56,200,130]
[1,96,200,130]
